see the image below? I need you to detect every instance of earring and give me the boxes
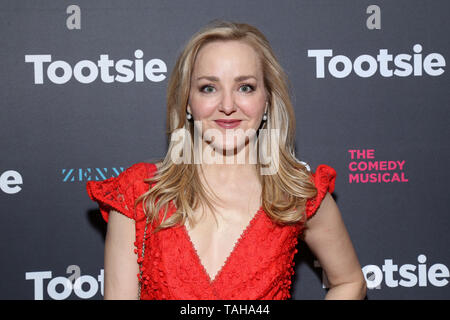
[262,101,268,121]
[186,112,192,120]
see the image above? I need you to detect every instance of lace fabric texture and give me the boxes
[86,162,337,300]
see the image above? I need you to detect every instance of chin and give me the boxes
[207,137,251,156]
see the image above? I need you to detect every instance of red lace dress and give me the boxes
[86,162,336,300]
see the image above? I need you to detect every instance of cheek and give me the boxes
[236,95,266,120]
[189,93,220,119]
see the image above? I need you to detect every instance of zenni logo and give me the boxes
[61,167,124,182]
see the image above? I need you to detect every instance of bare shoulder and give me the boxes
[305,192,342,230]
[316,192,338,215]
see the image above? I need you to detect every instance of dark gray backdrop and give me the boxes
[1,0,449,300]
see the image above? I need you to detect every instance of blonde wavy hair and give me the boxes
[136,20,317,234]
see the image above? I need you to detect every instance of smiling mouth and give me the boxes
[214,120,242,129]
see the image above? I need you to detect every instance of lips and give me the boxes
[214,119,242,129]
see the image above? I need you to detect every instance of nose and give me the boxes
[218,90,237,115]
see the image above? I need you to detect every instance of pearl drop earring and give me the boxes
[262,101,268,121]
[186,112,192,120]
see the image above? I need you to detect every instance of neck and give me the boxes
[195,140,260,187]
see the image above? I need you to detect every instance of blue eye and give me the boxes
[201,85,215,93]
[239,84,254,93]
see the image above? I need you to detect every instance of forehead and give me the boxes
[193,40,263,77]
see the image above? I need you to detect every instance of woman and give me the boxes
[86,20,366,300]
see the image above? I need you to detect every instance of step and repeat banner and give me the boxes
[1,0,449,300]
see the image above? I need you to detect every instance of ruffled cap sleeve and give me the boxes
[86,162,153,223]
[305,164,337,220]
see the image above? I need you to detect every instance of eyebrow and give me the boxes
[195,75,258,82]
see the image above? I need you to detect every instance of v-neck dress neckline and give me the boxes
[181,206,264,285]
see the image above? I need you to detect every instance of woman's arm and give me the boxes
[103,210,140,299]
[302,193,367,300]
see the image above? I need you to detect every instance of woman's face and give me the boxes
[188,40,267,156]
